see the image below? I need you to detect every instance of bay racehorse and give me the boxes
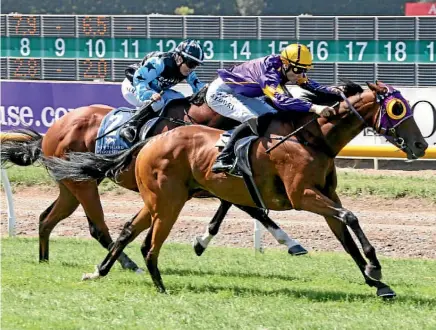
[1,87,311,269]
[42,81,428,297]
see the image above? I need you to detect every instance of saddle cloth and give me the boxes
[95,107,136,155]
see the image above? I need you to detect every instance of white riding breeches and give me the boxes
[121,78,146,108]
[121,78,186,112]
[205,77,277,123]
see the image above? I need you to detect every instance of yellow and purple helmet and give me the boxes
[280,43,313,69]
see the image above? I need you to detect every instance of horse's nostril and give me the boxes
[415,142,428,150]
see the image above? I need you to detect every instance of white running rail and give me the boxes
[1,169,16,236]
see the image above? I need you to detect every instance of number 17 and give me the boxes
[345,41,368,61]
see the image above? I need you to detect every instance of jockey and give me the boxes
[206,43,340,173]
[120,39,206,143]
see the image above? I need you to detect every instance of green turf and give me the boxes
[2,238,436,330]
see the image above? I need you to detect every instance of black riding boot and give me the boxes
[211,121,253,173]
[120,103,153,143]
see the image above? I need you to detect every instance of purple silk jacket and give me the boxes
[217,55,337,112]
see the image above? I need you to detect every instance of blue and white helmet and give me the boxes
[175,39,204,65]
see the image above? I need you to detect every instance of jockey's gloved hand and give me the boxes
[310,104,336,117]
[330,87,343,95]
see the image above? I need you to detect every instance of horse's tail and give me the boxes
[0,128,43,167]
[41,140,149,182]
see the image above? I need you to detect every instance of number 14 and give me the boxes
[345,41,368,61]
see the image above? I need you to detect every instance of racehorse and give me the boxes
[0,87,309,269]
[42,81,428,297]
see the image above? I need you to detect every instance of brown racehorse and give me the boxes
[0,89,309,269]
[42,81,428,297]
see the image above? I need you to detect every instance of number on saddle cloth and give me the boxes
[95,107,136,155]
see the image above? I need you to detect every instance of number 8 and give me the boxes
[20,38,30,56]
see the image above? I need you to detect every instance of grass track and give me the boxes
[2,238,436,330]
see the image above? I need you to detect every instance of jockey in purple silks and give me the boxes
[206,43,340,173]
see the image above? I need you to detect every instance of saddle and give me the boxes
[216,131,268,211]
[95,86,210,155]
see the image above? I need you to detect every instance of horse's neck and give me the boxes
[321,92,376,156]
[321,116,366,156]
[266,114,327,150]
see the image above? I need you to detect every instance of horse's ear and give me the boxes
[366,81,379,91]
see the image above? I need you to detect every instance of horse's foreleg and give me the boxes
[324,216,395,298]
[297,187,395,298]
[64,180,140,271]
[193,199,232,256]
[83,207,151,280]
[235,205,307,256]
[39,183,80,262]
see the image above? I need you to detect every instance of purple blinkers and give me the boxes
[374,83,414,136]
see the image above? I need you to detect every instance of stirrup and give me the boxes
[120,127,137,143]
[211,158,235,173]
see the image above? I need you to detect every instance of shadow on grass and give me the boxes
[109,275,436,305]
[168,283,436,306]
[161,267,303,282]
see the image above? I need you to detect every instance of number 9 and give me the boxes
[55,38,65,57]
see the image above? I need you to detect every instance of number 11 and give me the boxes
[121,40,139,58]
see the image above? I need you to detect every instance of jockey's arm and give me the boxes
[186,72,206,94]
[133,57,164,102]
[297,75,340,96]
[260,71,313,112]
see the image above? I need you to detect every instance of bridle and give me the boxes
[339,89,414,153]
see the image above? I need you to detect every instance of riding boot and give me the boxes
[120,103,153,143]
[211,121,254,173]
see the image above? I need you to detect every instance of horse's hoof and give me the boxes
[121,261,139,271]
[135,268,145,275]
[82,273,98,281]
[288,245,308,256]
[377,286,396,299]
[157,287,167,294]
[81,266,101,281]
[193,237,206,256]
[365,264,382,281]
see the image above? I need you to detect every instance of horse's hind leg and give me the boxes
[83,207,152,280]
[86,214,139,271]
[138,174,189,293]
[39,182,80,262]
[193,201,307,256]
[235,205,308,256]
[63,180,140,271]
[193,199,232,256]
[141,204,185,293]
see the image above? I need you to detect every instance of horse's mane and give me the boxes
[187,79,363,109]
[188,85,209,106]
[295,79,364,107]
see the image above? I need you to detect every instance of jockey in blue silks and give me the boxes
[120,39,206,143]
